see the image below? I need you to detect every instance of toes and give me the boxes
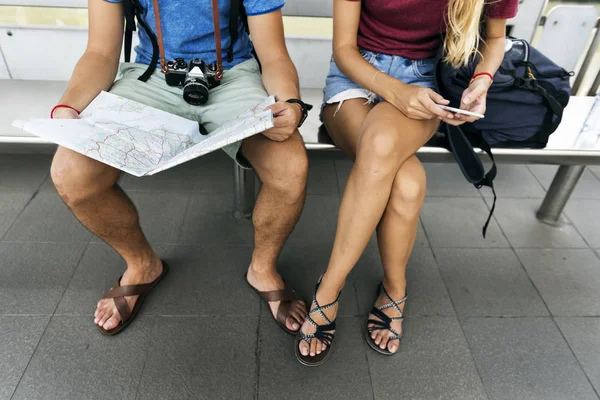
[322,342,327,351]
[299,340,309,357]
[97,309,112,328]
[379,335,389,351]
[374,330,383,345]
[388,338,399,354]
[309,338,318,357]
[103,313,121,331]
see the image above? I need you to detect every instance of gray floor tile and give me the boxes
[12,315,152,400]
[0,242,86,314]
[529,165,600,199]
[307,156,340,195]
[556,317,600,394]
[119,159,202,193]
[421,197,509,248]
[268,244,360,316]
[424,163,482,197]
[288,194,341,246]
[192,152,237,193]
[355,246,455,317]
[492,164,546,198]
[3,191,92,243]
[566,199,600,248]
[435,248,548,317]
[368,316,486,400]
[490,198,587,248]
[0,155,51,191]
[258,316,373,400]
[89,191,190,244]
[463,317,597,400]
[137,316,258,400]
[0,191,32,239]
[0,316,49,400]
[142,245,260,316]
[516,249,600,316]
[120,152,235,194]
[179,193,254,245]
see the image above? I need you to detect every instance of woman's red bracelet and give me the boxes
[470,72,494,84]
[50,104,81,119]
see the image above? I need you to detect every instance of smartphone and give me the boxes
[439,105,484,119]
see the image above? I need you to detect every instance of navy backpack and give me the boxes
[433,37,572,236]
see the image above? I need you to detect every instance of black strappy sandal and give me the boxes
[295,275,340,367]
[365,282,407,356]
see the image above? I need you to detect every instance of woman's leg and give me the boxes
[298,101,437,357]
[369,156,426,353]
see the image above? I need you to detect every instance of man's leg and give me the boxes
[242,131,309,331]
[51,147,162,331]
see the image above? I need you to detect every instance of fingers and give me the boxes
[265,101,288,115]
[272,112,295,129]
[419,89,453,119]
[462,81,489,106]
[428,90,450,106]
[441,117,466,127]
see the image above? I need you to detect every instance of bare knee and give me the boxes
[387,159,426,220]
[51,148,119,207]
[257,136,308,202]
[356,127,403,180]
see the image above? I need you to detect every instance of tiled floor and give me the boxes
[1,152,600,400]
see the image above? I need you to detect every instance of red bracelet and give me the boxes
[470,72,494,84]
[50,104,81,119]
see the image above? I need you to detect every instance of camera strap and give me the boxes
[151,0,225,80]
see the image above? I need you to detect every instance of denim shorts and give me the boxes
[322,48,437,117]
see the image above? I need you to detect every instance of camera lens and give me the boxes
[183,80,210,106]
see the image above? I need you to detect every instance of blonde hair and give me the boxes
[443,0,486,68]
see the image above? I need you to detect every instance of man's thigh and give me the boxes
[198,58,270,168]
[109,63,196,119]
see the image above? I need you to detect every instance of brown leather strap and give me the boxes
[212,0,224,80]
[151,0,223,78]
[256,286,295,303]
[151,0,167,73]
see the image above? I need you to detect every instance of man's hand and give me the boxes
[262,101,302,142]
[52,107,80,120]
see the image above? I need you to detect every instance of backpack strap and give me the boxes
[123,0,135,63]
[443,123,497,238]
[228,0,241,63]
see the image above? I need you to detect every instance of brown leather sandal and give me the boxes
[245,275,306,335]
[97,261,170,336]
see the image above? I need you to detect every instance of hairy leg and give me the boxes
[241,132,309,331]
[51,147,162,331]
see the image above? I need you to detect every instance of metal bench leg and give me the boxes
[536,165,585,226]
[233,162,256,220]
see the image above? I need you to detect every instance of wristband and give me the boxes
[470,72,493,85]
[50,104,81,119]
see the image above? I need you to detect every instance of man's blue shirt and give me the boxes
[105,0,285,69]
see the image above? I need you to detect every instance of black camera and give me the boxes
[164,58,220,106]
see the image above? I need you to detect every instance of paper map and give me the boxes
[13,91,275,176]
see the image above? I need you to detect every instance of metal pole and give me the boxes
[536,165,585,225]
[572,18,600,95]
[233,162,256,220]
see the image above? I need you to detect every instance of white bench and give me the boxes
[0,1,599,226]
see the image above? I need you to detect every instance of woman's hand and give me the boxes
[440,76,490,127]
[389,81,454,121]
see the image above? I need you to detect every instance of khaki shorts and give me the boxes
[109,58,268,168]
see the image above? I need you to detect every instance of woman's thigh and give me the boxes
[322,100,374,161]
[324,100,438,164]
